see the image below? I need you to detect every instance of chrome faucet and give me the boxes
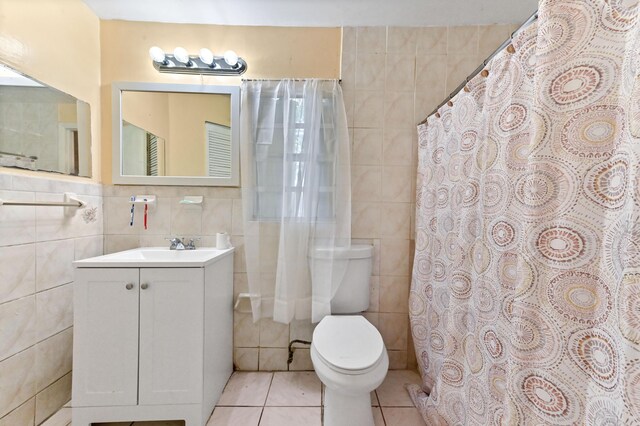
[167,237,186,250]
[166,237,200,250]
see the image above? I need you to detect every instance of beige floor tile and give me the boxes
[206,406,262,426]
[217,372,273,406]
[266,372,321,407]
[381,407,425,425]
[322,386,380,407]
[376,370,421,407]
[373,407,385,426]
[259,407,321,426]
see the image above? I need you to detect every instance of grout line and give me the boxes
[256,406,265,426]
[379,404,389,425]
[263,372,276,406]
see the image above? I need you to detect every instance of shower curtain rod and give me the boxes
[418,9,539,125]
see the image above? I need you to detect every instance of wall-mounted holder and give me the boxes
[179,196,203,206]
[131,195,157,209]
[234,293,260,314]
[63,193,86,217]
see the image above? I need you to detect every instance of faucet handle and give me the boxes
[185,237,201,250]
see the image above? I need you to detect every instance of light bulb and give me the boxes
[173,47,192,65]
[149,46,166,64]
[199,48,215,66]
[223,50,239,67]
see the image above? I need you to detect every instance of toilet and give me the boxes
[309,245,388,426]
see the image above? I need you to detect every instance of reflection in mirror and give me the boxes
[0,64,92,177]
[121,91,230,178]
[113,83,239,186]
[122,121,166,176]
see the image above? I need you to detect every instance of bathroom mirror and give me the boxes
[112,82,240,186]
[0,63,92,177]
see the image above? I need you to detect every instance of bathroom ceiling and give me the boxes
[81,0,538,27]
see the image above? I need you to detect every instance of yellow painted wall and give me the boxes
[0,0,101,181]
[101,20,341,183]
[58,103,78,123]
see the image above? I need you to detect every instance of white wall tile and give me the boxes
[104,234,139,254]
[0,190,36,247]
[0,174,12,191]
[0,244,35,305]
[0,398,34,426]
[0,296,36,361]
[35,328,72,392]
[170,200,202,236]
[356,53,386,91]
[34,373,71,425]
[231,199,244,236]
[387,27,419,55]
[353,90,384,128]
[234,313,260,348]
[383,92,415,128]
[383,128,414,166]
[259,320,290,348]
[385,54,416,93]
[35,240,74,292]
[417,27,448,54]
[342,27,357,54]
[234,348,259,371]
[35,284,73,342]
[0,347,36,418]
[74,235,103,260]
[201,198,233,236]
[259,348,288,371]
[352,129,383,166]
[356,27,387,54]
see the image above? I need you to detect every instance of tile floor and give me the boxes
[42,370,424,426]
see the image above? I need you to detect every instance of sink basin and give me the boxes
[73,247,233,268]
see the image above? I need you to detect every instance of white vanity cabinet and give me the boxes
[72,248,233,426]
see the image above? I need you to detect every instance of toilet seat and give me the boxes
[312,316,385,375]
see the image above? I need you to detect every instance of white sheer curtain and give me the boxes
[240,79,351,324]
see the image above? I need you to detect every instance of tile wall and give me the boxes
[0,172,103,425]
[341,24,517,369]
[103,24,517,373]
[1,27,518,424]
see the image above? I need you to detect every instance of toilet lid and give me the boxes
[313,316,384,371]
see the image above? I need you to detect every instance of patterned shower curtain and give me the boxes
[408,0,640,424]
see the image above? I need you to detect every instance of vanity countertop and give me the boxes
[73,247,234,268]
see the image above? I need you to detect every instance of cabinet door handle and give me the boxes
[141,283,149,290]
[125,283,134,290]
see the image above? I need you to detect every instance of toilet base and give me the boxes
[324,386,374,426]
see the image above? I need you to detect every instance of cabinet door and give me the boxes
[138,268,204,405]
[72,268,139,407]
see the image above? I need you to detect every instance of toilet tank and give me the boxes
[308,244,373,314]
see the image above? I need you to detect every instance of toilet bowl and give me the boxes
[311,315,388,426]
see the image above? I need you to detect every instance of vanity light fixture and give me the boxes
[148,46,247,76]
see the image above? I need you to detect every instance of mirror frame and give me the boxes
[112,82,240,186]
